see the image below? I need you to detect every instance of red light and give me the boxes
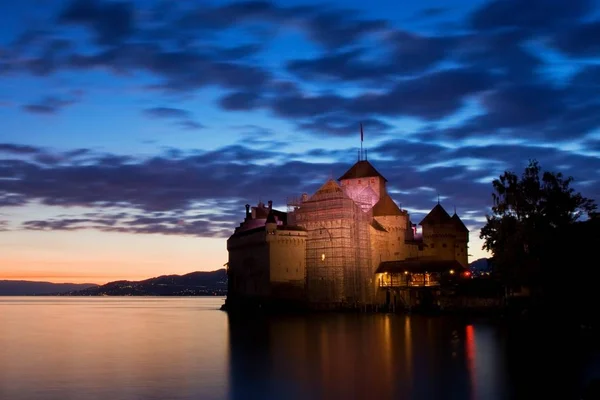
[463,271,471,278]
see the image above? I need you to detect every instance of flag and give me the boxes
[360,123,363,142]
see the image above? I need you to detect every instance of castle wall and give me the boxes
[340,177,382,208]
[454,231,469,267]
[298,218,354,303]
[369,227,389,265]
[369,226,389,299]
[267,229,307,285]
[374,215,410,261]
[227,231,271,299]
[421,224,465,262]
[406,244,420,258]
[228,227,308,302]
[295,195,373,305]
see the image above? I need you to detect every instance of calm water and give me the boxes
[0,297,598,400]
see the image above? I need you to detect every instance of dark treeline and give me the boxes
[480,160,600,331]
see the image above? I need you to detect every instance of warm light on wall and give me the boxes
[321,253,325,261]
[404,270,408,275]
[449,269,455,275]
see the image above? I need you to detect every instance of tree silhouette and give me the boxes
[480,160,597,312]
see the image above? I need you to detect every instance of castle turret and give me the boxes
[338,160,387,210]
[372,193,410,260]
[451,212,469,267]
[419,203,455,260]
[266,204,277,235]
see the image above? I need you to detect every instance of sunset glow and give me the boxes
[1,0,598,284]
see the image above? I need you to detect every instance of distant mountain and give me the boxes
[61,269,228,296]
[469,258,491,272]
[0,281,98,296]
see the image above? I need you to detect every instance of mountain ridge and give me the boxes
[3,260,489,297]
[60,269,228,296]
[469,257,491,271]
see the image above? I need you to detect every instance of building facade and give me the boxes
[225,159,470,310]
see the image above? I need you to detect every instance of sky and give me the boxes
[1,0,599,284]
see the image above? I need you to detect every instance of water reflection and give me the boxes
[0,297,229,400]
[1,298,598,400]
[227,313,514,400]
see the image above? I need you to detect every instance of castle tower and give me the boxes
[294,179,372,305]
[338,160,388,211]
[451,212,469,267]
[372,193,410,261]
[419,203,456,261]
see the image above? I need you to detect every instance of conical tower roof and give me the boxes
[419,203,451,225]
[307,179,348,202]
[373,193,403,216]
[451,213,469,232]
[314,179,344,195]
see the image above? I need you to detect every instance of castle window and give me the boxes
[370,178,375,183]
[442,243,447,248]
[430,244,435,248]
[358,179,362,184]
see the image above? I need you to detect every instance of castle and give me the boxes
[225,158,470,310]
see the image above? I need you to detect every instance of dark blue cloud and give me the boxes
[0,144,40,154]
[287,31,450,83]
[144,107,190,119]
[22,96,76,115]
[1,141,598,237]
[470,0,592,31]
[1,0,599,241]
[551,21,600,57]
[1,0,597,141]
[219,91,262,111]
[60,0,135,46]
[143,107,203,130]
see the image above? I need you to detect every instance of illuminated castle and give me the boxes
[225,156,469,309]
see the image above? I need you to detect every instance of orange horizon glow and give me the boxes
[1,219,489,284]
[0,230,228,284]
[0,271,196,285]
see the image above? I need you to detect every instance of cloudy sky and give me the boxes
[1,0,599,283]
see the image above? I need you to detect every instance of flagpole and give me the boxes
[360,123,363,161]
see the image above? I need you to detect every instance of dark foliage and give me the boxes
[480,160,599,327]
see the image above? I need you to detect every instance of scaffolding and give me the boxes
[288,180,373,306]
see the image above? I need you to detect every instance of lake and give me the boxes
[0,297,598,400]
